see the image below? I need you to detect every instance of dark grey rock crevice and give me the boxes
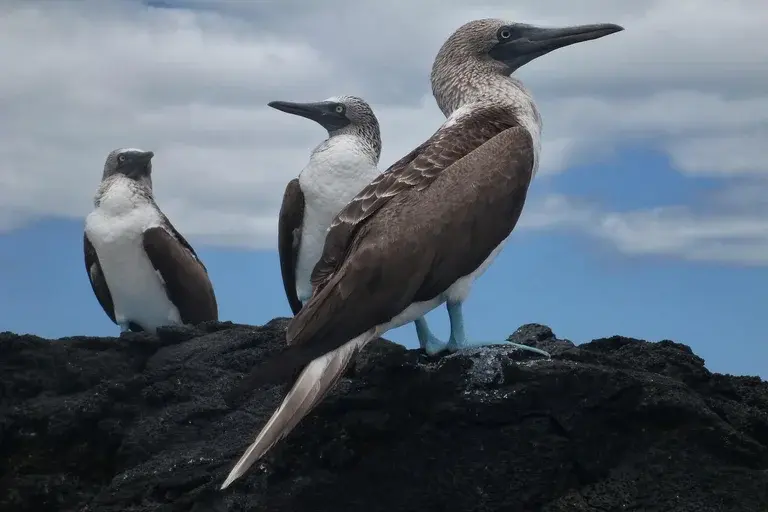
[0,321,766,512]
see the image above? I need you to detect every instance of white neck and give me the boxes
[300,135,380,200]
[94,175,153,214]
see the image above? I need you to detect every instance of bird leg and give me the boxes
[432,301,551,357]
[119,322,131,333]
[414,317,446,354]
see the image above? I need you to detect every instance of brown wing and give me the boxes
[142,225,219,324]
[83,233,116,325]
[309,106,519,292]
[157,211,210,273]
[277,179,305,315]
[238,118,535,388]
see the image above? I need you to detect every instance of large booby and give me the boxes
[220,18,623,489]
[84,148,219,333]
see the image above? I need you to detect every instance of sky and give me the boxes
[0,0,766,379]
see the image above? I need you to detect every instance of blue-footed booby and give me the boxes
[270,95,445,355]
[220,18,623,489]
[272,95,384,312]
[84,148,218,333]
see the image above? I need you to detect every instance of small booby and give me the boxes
[220,18,623,489]
[271,95,445,355]
[84,148,219,334]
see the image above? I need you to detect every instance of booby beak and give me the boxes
[267,100,350,131]
[135,150,154,163]
[124,151,154,179]
[490,22,624,69]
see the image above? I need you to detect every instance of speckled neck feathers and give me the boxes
[325,121,381,165]
[430,34,543,174]
[430,33,542,124]
[94,175,154,210]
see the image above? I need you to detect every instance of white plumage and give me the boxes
[84,178,181,332]
[294,135,380,302]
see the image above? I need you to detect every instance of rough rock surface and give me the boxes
[1,320,767,512]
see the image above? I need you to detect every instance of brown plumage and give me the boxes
[222,114,535,488]
[277,178,306,315]
[221,17,623,490]
[141,225,218,323]
[277,107,532,383]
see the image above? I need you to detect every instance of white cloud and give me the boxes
[0,0,766,263]
[520,192,768,265]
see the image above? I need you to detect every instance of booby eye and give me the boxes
[118,155,126,163]
[499,28,512,40]
[335,105,344,114]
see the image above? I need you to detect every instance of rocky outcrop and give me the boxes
[1,320,766,512]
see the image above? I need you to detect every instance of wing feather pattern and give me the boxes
[277,179,306,315]
[310,108,520,292]
[243,120,534,388]
[220,331,373,489]
[83,233,117,324]
[142,225,219,324]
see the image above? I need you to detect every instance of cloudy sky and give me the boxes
[1,0,765,378]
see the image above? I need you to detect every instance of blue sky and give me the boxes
[1,1,765,381]
[1,148,764,379]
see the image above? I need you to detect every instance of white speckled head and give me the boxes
[431,18,623,116]
[268,95,381,160]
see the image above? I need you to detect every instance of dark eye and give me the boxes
[335,105,344,114]
[118,155,126,163]
[498,27,512,40]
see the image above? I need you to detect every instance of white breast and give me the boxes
[84,179,181,332]
[293,136,380,303]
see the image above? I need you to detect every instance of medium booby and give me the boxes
[220,18,623,489]
[271,95,446,355]
[84,148,219,334]
[272,95,384,312]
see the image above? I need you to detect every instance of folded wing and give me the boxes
[83,233,117,324]
[240,110,534,388]
[142,223,218,324]
[277,178,306,315]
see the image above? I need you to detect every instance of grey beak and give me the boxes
[122,150,154,179]
[490,23,624,66]
[267,100,350,131]
[268,101,328,122]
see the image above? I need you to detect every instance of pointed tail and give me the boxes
[220,330,376,490]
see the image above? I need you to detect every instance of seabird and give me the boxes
[220,18,623,489]
[270,95,447,355]
[271,95,384,313]
[84,148,219,333]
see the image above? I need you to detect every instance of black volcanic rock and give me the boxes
[1,320,767,512]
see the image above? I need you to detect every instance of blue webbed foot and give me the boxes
[414,317,448,356]
[447,337,551,357]
[443,302,551,358]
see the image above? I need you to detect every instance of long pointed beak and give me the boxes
[518,23,623,55]
[522,23,623,52]
[268,100,327,122]
[491,23,623,65]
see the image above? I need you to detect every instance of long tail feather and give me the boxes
[220,330,376,490]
